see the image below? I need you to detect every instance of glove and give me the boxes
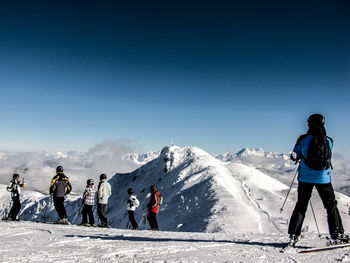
[290,153,296,161]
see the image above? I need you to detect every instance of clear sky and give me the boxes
[0,1,349,156]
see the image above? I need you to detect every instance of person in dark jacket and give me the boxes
[147,185,161,230]
[49,166,72,224]
[288,114,344,245]
[6,173,25,220]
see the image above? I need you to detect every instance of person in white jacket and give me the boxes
[126,188,140,230]
[97,174,111,227]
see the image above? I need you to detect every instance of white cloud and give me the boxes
[0,139,142,195]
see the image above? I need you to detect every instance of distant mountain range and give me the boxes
[1,145,350,234]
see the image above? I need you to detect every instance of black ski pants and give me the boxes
[288,182,344,236]
[9,196,21,220]
[147,212,159,230]
[82,204,94,225]
[97,203,108,225]
[53,196,67,219]
[128,210,138,229]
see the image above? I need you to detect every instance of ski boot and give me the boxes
[98,223,110,228]
[280,234,299,253]
[56,218,69,225]
[328,234,350,246]
[288,234,299,247]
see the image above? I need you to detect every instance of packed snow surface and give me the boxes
[2,221,350,262]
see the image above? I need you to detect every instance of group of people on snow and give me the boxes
[3,114,347,244]
[5,166,161,230]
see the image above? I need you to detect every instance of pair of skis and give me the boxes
[281,236,350,254]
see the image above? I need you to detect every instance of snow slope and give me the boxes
[122,151,160,165]
[1,221,350,263]
[1,145,350,237]
[218,148,350,196]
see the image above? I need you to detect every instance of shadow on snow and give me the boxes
[65,234,311,249]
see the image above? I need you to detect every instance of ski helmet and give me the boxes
[13,173,19,179]
[87,179,94,185]
[56,166,64,173]
[100,174,107,180]
[127,188,134,195]
[307,114,325,126]
[150,185,157,192]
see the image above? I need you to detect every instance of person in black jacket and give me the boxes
[49,166,72,224]
[6,173,25,220]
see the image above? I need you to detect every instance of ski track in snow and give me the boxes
[1,221,350,263]
[226,165,282,234]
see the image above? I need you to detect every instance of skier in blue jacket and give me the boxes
[288,114,345,245]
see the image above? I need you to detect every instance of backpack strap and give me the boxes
[327,136,334,169]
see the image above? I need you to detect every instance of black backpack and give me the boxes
[305,135,332,170]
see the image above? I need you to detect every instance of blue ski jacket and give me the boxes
[293,134,332,184]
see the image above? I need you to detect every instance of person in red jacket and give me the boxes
[147,185,160,230]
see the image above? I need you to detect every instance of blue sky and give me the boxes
[0,1,349,156]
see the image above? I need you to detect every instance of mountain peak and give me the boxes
[236,147,265,157]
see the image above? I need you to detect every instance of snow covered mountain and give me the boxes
[121,151,159,165]
[1,145,350,235]
[218,148,350,196]
[217,148,294,175]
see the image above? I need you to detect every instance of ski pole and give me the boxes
[3,199,12,220]
[41,195,52,223]
[40,197,48,222]
[144,213,148,229]
[93,202,97,213]
[143,212,149,229]
[137,213,146,230]
[280,166,299,213]
[72,201,84,224]
[310,200,321,238]
[8,199,13,219]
